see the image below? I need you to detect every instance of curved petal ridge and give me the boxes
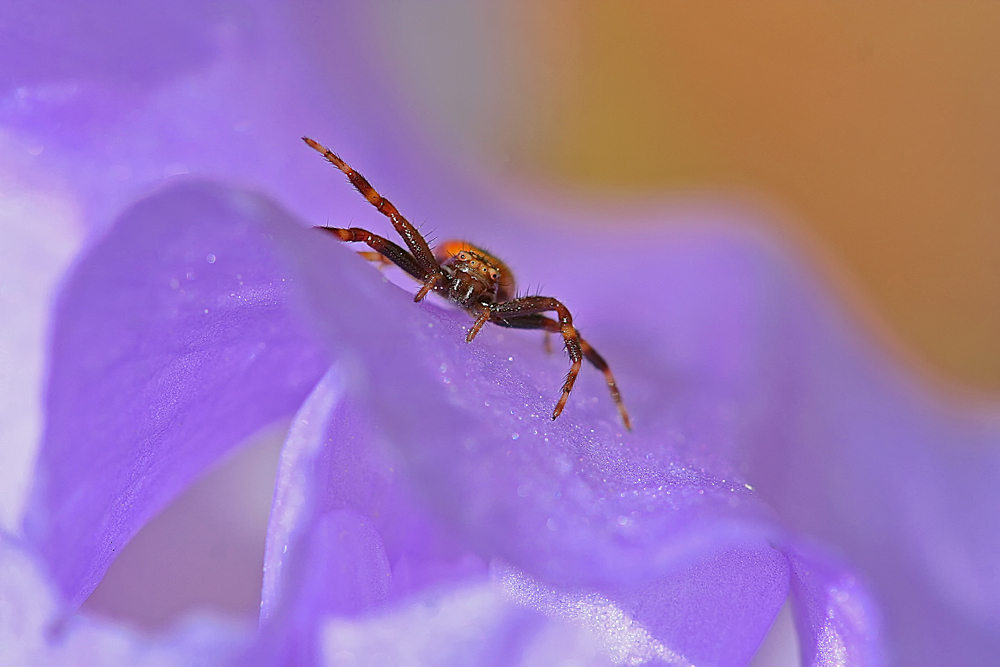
[261,366,346,624]
[495,540,789,667]
[787,543,884,667]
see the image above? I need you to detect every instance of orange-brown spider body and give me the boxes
[435,241,513,308]
[303,136,631,430]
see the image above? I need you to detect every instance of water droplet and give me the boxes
[439,363,447,373]
[546,518,557,531]
[206,253,216,264]
[617,516,628,526]
[511,432,519,440]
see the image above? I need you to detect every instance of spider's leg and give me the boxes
[304,137,440,275]
[489,297,584,423]
[356,251,394,266]
[578,338,632,431]
[318,226,425,281]
[466,306,492,343]
[497,313,631,430]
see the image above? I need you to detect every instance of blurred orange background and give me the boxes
[381,1,1000,394]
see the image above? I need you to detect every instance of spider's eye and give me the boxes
[457,252,467,261]
[490,271,499,280]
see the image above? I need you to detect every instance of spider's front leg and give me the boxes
[317,226,446,301]
[318,226,425,280]
[304,137,440,274]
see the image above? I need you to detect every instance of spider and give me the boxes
[303,136,632,430]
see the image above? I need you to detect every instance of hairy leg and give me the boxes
[318,226,425,281]
[304,137,439,274]
[497,313,631,429]
[489,297,583,422]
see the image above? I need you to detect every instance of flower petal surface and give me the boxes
[24,183,330,608]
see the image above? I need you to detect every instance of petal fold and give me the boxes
[25,182,330,608]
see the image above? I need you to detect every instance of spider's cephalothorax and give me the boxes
[303,136,632,430]
[436,241,514,308]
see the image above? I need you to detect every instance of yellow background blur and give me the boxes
[381,2,1000,393]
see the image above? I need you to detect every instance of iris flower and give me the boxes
[2,3,998,666]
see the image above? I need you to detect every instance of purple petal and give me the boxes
[255,325,790,664]
[24,183,329,609]
[787,543,883,667]
[608,543,789,666]
[471,207,1000,663]
[27,175,899,664]
[0,1,226,90]
[0,1,447,243]
[254,508,392,667]
[276,219,784,593]
[10,4,998,662]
